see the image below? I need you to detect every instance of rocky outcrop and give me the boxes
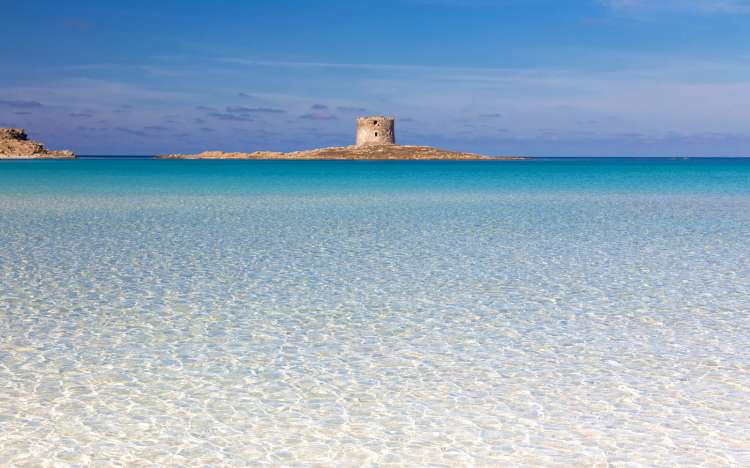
[158,144,524,160]
[0,128,75,159]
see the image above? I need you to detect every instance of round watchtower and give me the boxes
[356,116,395,146]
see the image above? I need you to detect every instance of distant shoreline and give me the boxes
[0,128,75,159]
[7,155,750,161]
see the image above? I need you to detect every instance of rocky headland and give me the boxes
[158,144,524,160]
[0,128,75,159]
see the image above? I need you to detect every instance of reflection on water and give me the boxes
[1,160,750,465]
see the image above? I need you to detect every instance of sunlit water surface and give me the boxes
[1,159,750,466]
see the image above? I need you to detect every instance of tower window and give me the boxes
[375,132,378,136]
[373,120,378,125]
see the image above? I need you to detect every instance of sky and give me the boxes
[2,0,750,156]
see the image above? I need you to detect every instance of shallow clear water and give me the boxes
[1,159,749,466]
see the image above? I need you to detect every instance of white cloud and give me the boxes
[602,0,750,14]
[6,55,750,155]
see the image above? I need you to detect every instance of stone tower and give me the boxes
[356,116,395,146]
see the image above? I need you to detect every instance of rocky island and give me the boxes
[158,144,523,160]
[159,116,524,160]
[0,128,75,159]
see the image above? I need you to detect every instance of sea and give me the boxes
[1,157,749,465]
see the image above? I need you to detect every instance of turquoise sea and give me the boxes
[1,158,750,465]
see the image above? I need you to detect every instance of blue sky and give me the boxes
[2,0,750,155]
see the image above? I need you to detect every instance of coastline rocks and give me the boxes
[158,144,523,160]
[0,128,75,159]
